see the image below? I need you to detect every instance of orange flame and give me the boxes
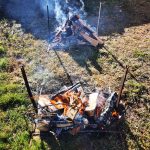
[112,111,119,117]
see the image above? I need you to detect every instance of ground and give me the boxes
[0,0,150,150]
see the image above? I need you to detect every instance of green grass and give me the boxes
[0,107,49,149]
[0,45,7,55]
[0,58,8,71]
[0,83,28,110]
[126,80,146,96]
[0,84,23,95]
[0,19,49,150]
[0,73,10,84]
[0,107,30,149]
[0,93,28,110]
[133,50,149,61]
[10,131,30,150]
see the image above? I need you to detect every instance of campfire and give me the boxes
[21,66,126,136]
[50,15,104,49]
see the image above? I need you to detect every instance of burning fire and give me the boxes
[112,111,119,117]
[50,90,86,116]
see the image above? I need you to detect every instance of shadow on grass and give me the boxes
[39,118,145,150]
[85,0,150,36]
[66,45,103,76]
[122,122,145,150]
[39,121,128,150]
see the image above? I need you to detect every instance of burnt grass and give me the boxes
[0,0,150,149]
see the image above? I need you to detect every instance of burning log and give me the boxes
[80,31,100,47]
[36,86,122,134]
[52,15,104,48]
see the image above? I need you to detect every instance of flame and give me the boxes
[112,111,119,117]
[51,91,85,116]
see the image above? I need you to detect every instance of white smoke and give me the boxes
[79,0,85,12]
[39,0,86,25]
[54,0,67,26]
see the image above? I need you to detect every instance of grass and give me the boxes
[0,84,23,95]
[0,19,49,149]
[0,58,8,71]
[0,107,30,149]
[0,45,7,54]
[0,73,10,83]
[0,93,28,110]
[0,107,48,149]
[102,23,150,150]
[133,50,149,61]
[126,80,146,95]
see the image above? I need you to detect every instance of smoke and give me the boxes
[39,0,86,26]
[54,0,67,26]
[79,0,85,12]
[38,0,55,16]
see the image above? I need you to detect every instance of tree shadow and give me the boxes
[0,0,54,40]
[85,0,150,36]
[65,45,103,76]
[121,121,145,150]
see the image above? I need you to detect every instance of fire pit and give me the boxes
[21,66,126,136]
[36,83,121,135]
